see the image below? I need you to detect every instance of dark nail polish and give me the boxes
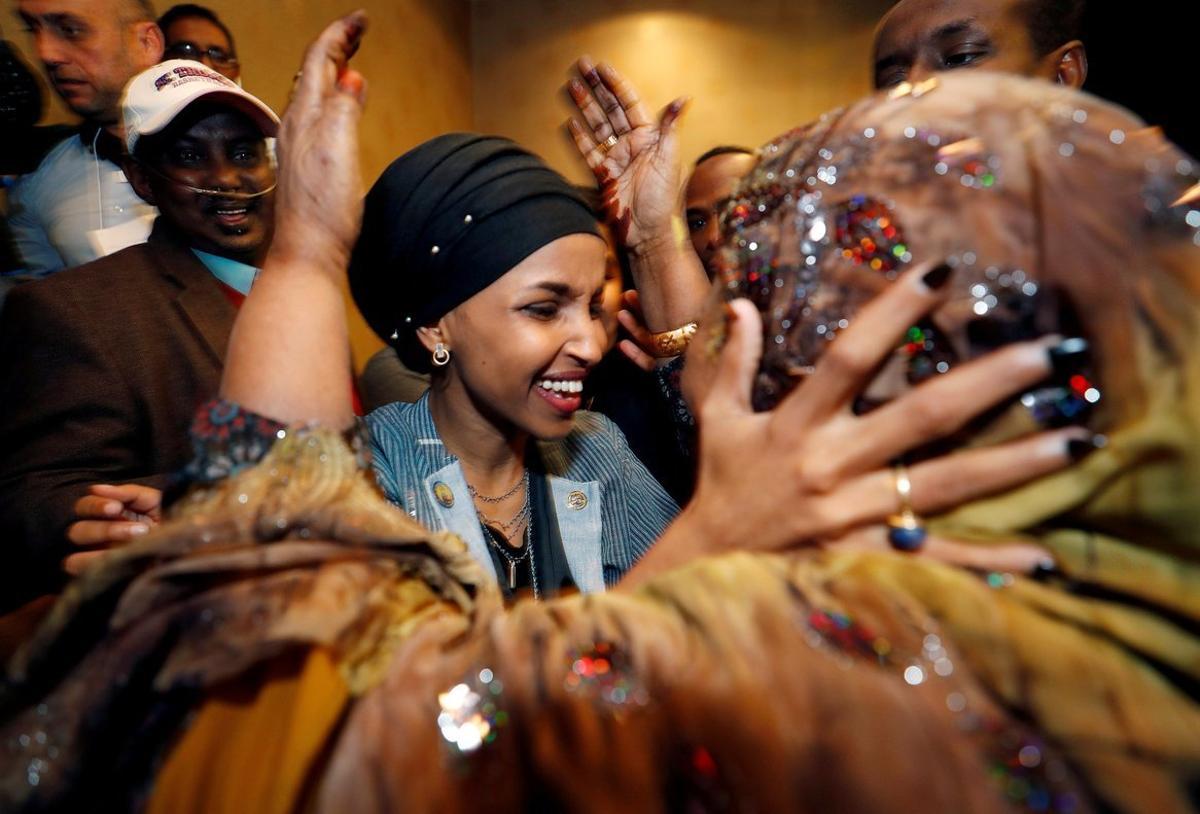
[921,263,953,290]
[1031,560,1061,581]
[585,68,601,85]
[1067,434,1107,461]
[1048,337,1090,379]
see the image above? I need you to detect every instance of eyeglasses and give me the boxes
[163,42,239,70]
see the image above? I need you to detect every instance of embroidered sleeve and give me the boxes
[654,357,696,456]
[180,398,372,487]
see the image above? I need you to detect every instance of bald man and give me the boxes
[9,0,164,273]
[872,0,1087,90]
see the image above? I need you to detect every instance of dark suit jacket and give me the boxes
[0,219,236,608]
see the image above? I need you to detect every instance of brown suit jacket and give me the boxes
[0,219,236,608]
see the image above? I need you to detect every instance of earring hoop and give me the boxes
[432,342,451,367]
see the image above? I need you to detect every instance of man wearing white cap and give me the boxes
[0,61,279,609]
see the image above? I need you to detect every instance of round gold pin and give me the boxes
[566,490,588,511]
[432,481,455,508]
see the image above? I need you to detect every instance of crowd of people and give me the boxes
[0,0,1197,811]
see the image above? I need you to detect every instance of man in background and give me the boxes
[684,146,757,278]
[8,0,164,274]
[159,3,240,82]
[0,61,278,609]
[872,0,1087,90]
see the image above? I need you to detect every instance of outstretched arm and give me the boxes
[219,12,369,429]
[621,261,1095,588]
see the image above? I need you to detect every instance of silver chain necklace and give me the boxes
[473,471,530,536]
[483,514,538,598]
[468,470,528,503]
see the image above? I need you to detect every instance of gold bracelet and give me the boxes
[649,322,698,358]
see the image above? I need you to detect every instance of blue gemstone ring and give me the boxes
[887,513,928,551]
[887,465,927,552]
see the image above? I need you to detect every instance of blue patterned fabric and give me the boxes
[366,392,678,590]
[182,399,370,487]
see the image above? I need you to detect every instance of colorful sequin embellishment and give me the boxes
[437,668,507,754]
[564,642,649,708]
[933,137,999,189]
[836,195,911,275]
[805,609,893,662]
[901,322,956,383]
[985,734,1081,813]
[1020,379,1101,427]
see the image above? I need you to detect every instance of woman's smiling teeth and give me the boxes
[537,378,583,393]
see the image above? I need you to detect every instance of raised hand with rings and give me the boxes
[565,55,687,251]
[565,57,707,344]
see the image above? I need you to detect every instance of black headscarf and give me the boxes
[349,133,601,372]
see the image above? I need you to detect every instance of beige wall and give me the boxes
[471,0,894,184]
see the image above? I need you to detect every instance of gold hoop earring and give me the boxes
[432,342,451,367]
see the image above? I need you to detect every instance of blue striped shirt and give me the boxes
[365,392,679,592]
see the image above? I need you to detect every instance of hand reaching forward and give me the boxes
[615,290,658,372]
[623,261,1095,587]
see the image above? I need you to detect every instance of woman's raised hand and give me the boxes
[220,11,369,429]
[565,57,707,333]
[273,10,369,271]
[566,56,688,253]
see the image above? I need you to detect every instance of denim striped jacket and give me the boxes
[365,393,679,592]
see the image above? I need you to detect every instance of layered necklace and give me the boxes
[471,471,538,597]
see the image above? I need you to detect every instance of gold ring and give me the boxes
[649,322,698,358]
[599,134,620,153]
[886,464,926,551]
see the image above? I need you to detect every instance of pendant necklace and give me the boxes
[474,471,537,596]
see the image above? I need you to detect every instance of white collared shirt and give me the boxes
[7,133,156,275]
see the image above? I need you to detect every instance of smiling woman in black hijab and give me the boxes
[195,24,1093,602]
[346,133,679,598]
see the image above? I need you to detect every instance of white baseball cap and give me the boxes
[122,59,280,154]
